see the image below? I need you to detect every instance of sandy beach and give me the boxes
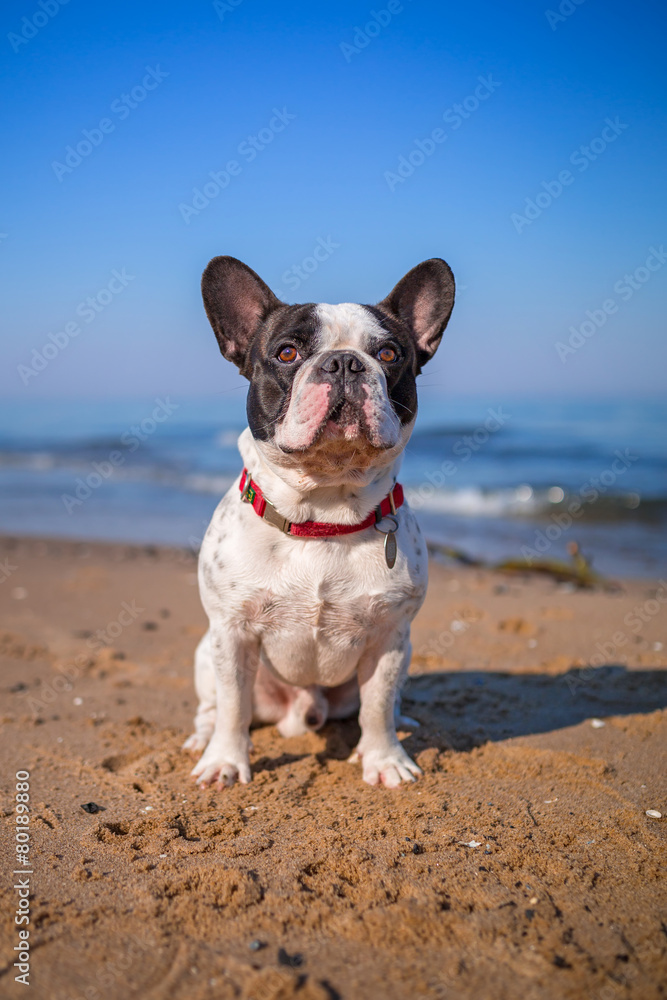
[1,533,665,1000]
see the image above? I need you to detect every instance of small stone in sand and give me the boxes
[590,719,605,728]
[249,940,265,951]
[73,697,83,706]
[645,810,662,819]
[80,802,104,814]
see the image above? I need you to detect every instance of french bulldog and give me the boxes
[184,255,455,788]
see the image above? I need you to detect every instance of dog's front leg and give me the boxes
[190,627,258,788]
[352,629,422,788]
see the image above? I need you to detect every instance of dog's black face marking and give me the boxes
[201,256,455,455]
[244,303,320,442]
[363,305,419,427]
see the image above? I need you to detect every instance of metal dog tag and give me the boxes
[375,515,398,569]
[384,530,397,569]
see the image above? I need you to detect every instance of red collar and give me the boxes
[239,468,404,537]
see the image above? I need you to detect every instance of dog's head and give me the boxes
[201,256,455,476]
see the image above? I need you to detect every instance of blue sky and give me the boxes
[1,0,665,401]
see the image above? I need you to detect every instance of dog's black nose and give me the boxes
[319,351,366,375]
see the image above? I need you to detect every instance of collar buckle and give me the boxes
[262,502,291,534]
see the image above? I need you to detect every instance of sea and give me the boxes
[0,394,665,578]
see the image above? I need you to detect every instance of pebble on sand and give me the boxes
[590,719,605,728]
[645,810,662,819]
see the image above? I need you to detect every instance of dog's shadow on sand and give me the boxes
[254,664,666,770]
[303,664,667,765]
[398,663,667,751]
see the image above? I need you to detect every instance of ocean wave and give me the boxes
[405,484,667,523]
[0,451,237,495]
[0,451,60,471]
[181,472,236,494]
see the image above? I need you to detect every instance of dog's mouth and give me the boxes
[279,395,386,455]
[321,399,363,441]
[273,370,403,461]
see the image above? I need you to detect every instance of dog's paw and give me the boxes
[190,743,251,788]
[351,743,422,788]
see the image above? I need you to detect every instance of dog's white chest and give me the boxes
[198,489,427,688]
[257,560,412,686]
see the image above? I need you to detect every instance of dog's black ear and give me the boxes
[378,258,455,370]
[201,256,284,373]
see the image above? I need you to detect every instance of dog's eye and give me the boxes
[377,346,398,364]
[277,345,300,363]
